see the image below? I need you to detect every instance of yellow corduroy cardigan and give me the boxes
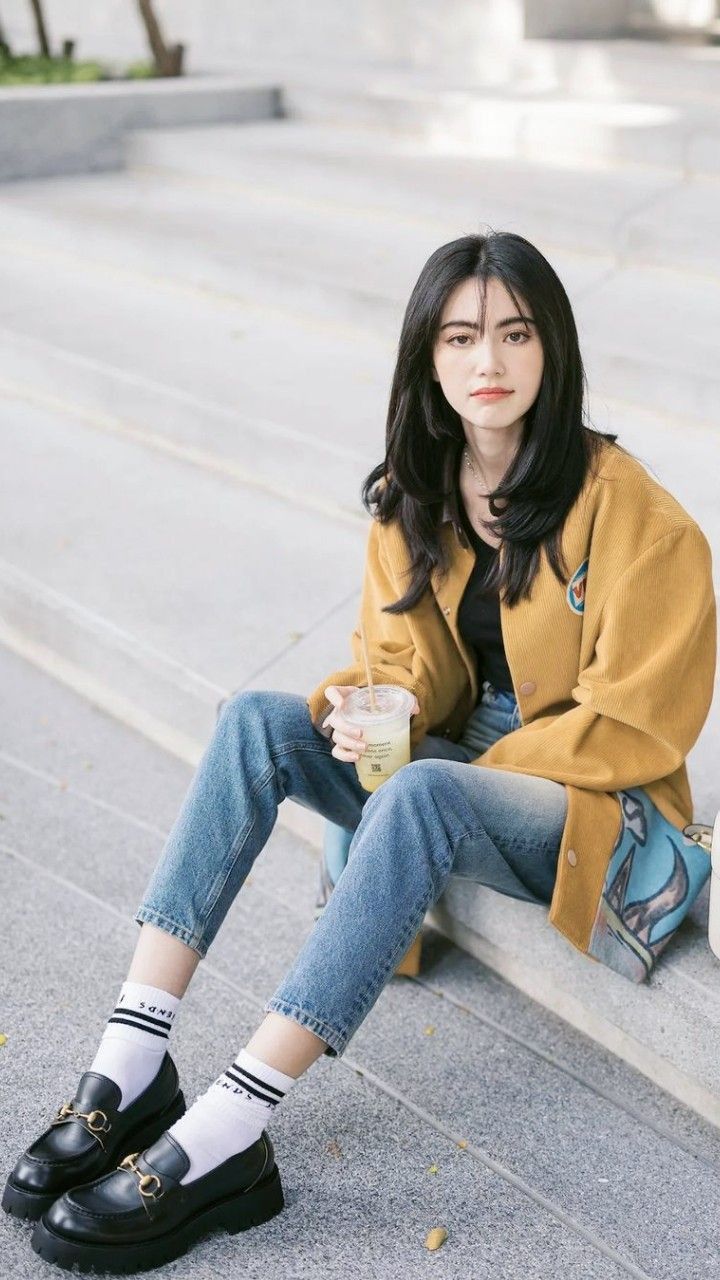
[306,438,717,968]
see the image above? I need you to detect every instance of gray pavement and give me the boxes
[3,645,720,1278]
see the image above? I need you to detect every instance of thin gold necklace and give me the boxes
[463,446,492,495]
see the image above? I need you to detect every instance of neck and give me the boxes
[462,421,523,489]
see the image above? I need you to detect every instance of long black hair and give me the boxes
[361,231,625,612]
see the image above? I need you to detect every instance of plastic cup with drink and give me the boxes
[342,683,417,792]
[321,624,422,973]
[353,620,415,790]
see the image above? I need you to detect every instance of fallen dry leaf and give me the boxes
[425,1227,448,1251]
[0,1033,7,1047]
[456,1139,468,1149]
[427,1164,439,1175]
[325,1139,343,1159]
[423,1025,436,1036]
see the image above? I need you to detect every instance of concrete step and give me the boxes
[124,118,720,278]
[169,54,720,176]
[0,200,391,520]
[507,36,720,104]
[227,38,720,105]
[280,81,719,176]
[0,391,365,753]
[4,121,698,271]
[1,135,719,446]
[4,643,720,1279]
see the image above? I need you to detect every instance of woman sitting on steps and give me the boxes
[3,230,715,1275]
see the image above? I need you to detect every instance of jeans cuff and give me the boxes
[133,907,208,959]
[262,997,347,1058]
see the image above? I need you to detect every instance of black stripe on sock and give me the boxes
[224,1068,280,1106]
[113,1006,172,1032]
[231,1062,284,1099]
[107,1016,168,1039]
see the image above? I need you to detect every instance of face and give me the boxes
[431,275,544,442]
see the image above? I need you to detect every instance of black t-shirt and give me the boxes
[456,508,514,697]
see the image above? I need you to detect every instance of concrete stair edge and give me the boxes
[3,254,720,437]
[211,40,720,103]
[270,81,720,177]
[425,900,720,1131]
[120,123,720,286]
[0,78,281,182]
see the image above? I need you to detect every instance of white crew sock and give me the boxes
[166,1047,297,1185]
[88,981,180,1112]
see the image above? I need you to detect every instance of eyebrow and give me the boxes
[439,315,536,331]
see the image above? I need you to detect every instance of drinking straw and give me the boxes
[359,620,378,712]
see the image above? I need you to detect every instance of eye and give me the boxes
[447,334,471,346]
[506,330,531,343]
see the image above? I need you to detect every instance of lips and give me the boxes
[471,389,512,397]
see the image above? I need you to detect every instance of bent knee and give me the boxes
[218,688,312,737]
[366,758,450,806]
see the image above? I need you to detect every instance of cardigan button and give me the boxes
[443,606,451,616]
[567,848,578,867]
[519,680,536,695]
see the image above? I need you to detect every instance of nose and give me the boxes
[472,340,505,377]
[474,345,502,373]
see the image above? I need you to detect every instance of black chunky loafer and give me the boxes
[30,1128,283,1273]
[2,1053,185,1222]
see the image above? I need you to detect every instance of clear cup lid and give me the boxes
[343,684,416,725]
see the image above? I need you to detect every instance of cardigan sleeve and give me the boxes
[474,523,717,790]
[306,517,432,740]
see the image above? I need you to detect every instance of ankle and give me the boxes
[89,981,181,1110]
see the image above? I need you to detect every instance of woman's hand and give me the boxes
[323,685,420,763]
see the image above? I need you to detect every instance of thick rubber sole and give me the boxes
[2,1091,187,1224]
[29,1164,284,1274]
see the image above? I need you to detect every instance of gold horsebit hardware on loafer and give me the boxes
[119,1152,165,1215]
[50,1104,112,1150]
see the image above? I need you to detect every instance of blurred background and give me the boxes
[2,13,720,1272]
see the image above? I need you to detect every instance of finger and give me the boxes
[334,732,366,753]
[333,718,363,740]
[331,744,363,762]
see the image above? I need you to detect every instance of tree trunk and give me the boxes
[28,0,51,57]
[136,0,184,76]
[0,8,12,55]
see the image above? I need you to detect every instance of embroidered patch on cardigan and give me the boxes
[566,559,588,614]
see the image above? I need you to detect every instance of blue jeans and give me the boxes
[134,680,567,1058]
